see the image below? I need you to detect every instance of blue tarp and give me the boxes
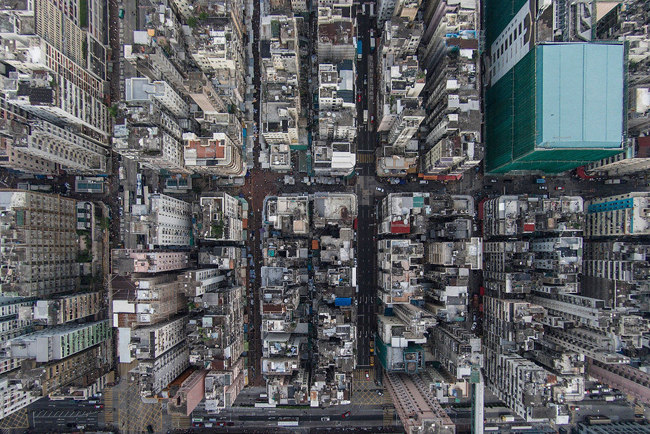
[335,298,352,306]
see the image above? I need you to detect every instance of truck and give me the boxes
[363,110,368,124]
[357,40,362,60]
[370,36,375,51]
[605,179,621,184]
[535,178,546,184]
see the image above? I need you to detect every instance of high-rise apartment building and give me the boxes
[484,0,624,173]
[585,192,650,237]
[0,190,80,297]
[8,320,111,363]
[183,132,246,178]
[148,194,193,247]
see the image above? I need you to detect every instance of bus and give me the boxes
[586,416,612,425]
[370,37,375,51]
[278,418,299,427]
[357,40,363,60]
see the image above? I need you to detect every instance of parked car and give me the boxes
[376,187,384,193]
[555,186,565,190]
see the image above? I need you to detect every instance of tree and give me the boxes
[187,17,197,27]
[199,12,209,20]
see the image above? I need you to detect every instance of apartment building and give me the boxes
[1,338,113,418]
[204,363,246,412]
[186,19,246,104]
[0,96,57,174]
[183,132,245,178]
[311,194,358,405]
[125,78,190,119]
[261,95,300,148]
[482,195,584,238]
[198,246,243,270]
[32,292,103,326]
[582,241,650,308]
[429,323,482,381]
[378,193,474,236]
[264,195,310,236]
[111,250,190,275]
[260,15,300,80]
[315,62,358,167]
[188,287,245,372]
[124,43,186,95]
[482,240,534,295]
[199,193,247,242]
[0,190,80,297]
[419,1,481,180]
[377,54,424,135]
[376,306,435,373]
[0,297,35,345]
[374,16,426,178]
[8,320,111,363]
[119,316,188,363]
[426,238,482,270]
[0,70,110,143]
[585,192,650,237]
[587,137,650,177]
[178,268,228,298]
[0,376,41,419]
[0,1,110,140]
[147,194,193,247]
[0,118,108,174]
[317,5,355,63]
[312,141,356,177]
[377,239,424,305]
[111,274,187,328]
[130,341,190,398]
[167,368,208,416]
[312,193,358,228]
[113,123,186,174]
[184,71,228,115]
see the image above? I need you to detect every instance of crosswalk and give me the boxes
[382,391,395,426]
[172,414,191,429]
[357,153,375,164]
[383,407,395,426]
[104,389,114,426]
